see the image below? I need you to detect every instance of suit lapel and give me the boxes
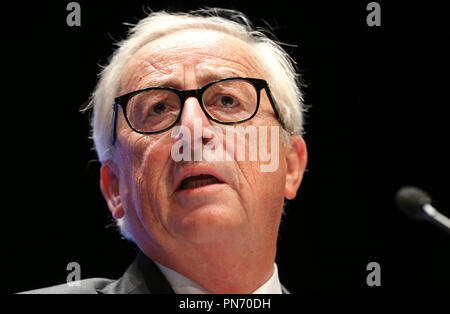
[96,251,175,294]
[136,251,175,294]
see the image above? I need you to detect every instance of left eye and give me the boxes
[218,95,238,108]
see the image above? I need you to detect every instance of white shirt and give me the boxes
[154,262,282,294]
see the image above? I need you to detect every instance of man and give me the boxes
[23,8,307,294]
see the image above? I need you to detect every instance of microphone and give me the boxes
[395,186,450,235]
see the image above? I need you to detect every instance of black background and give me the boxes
[1,0,449,295]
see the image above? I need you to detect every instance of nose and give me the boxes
[175,97,214,149]
[179,96,210,130]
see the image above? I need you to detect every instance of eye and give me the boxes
[150,103,167,115]
[218,95,239,108]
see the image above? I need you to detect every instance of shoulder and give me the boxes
[18,251,175,294]
[19,278,115,294]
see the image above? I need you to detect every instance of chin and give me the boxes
[169,204,246,244]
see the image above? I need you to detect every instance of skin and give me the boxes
[100,29,308,293]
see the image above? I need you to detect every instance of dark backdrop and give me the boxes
[2,0,449,294]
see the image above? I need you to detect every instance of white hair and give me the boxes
[85,8,305,241]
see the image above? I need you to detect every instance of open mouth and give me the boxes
[178,174,222,190]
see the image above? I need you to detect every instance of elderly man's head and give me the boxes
[89,9,307,292]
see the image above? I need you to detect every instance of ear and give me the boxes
[100,161,124,219]
[284,135,308,200]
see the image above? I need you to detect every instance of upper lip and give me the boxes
[173,164,227,193]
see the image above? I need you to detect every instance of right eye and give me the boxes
[150,102,168,115]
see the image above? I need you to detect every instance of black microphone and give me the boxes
[396,186,450,234]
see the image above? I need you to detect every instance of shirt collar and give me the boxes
[154,262,282,294]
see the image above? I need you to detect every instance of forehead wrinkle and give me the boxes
[119,56,175,95]
[193,50,262,77]
[142,48,260,82]
[119,29,265,94]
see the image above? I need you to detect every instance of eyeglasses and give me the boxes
[112,77,282,144]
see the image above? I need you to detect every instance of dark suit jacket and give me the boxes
[21,251,290,294]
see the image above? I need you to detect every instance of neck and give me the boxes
[143,238,276,293]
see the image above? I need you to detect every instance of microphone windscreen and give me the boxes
[395,186,432,220]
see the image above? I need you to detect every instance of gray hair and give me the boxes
[85,8,305,241]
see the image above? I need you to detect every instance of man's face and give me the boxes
[102,29,306,260]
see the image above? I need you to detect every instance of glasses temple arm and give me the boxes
[112,103,119,145]
[264,87,286,130]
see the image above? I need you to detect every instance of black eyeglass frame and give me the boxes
[112,77,283,144]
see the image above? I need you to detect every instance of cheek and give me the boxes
[252,168,286,206]
[236,128,287,218]
[116,134,174,220]
[236,153,286,201]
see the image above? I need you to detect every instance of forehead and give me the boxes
[119,29,263,93]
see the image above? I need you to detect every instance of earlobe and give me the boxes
[100,162,124,219]
[284,135,308,200]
